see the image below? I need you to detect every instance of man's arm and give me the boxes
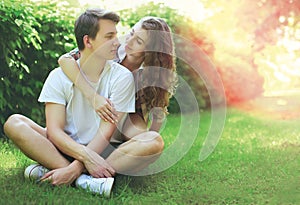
[46,103,87,161]
[45,102,115,178]
[83,112,125,177]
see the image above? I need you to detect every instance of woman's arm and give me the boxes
[149,107,166,132]
[58,54,118,123]
[149,119,163,132]
[58,54,95,101]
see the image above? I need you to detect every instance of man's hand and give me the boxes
[40,165,81,186]
[82,146,115,178]
[92,95,118,124]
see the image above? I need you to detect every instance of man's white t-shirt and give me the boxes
[38,60,135,145]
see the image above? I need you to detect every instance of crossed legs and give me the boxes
[3,113,164,177]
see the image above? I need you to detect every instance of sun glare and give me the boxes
[78,0,300,99]
[78,0,206,22]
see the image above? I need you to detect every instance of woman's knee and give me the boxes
[147,131,164,154]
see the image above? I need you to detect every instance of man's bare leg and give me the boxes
[3,114,70,169]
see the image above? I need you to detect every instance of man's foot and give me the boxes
[75,174,114,198]
[24,164,49,182]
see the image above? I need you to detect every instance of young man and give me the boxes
[4,8,135,197]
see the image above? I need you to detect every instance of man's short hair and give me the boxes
[74,8,120,50]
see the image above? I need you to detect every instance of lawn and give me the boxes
[0,108,299,205]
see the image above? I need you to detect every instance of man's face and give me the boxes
[89,19,120,60]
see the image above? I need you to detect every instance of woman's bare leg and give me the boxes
[106,114,164,175]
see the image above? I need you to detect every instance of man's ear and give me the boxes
[83,35,92,48]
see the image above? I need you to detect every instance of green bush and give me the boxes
[0,0,77,137]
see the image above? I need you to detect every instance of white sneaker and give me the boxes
[24,164,49,182]
[75,174,114,198]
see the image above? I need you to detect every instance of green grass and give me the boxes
[1,108,299,204]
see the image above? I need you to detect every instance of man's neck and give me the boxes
[79,52,106,82]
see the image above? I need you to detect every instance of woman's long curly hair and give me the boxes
[135,17,177,120]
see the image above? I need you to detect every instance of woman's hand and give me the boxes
[92,95,118,124]
[58,52,118,124]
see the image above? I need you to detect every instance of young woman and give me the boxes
[58,16,177,146]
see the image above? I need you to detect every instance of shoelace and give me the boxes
[28,165,43,181]
[37,167,46,178]
[87,176,105,194]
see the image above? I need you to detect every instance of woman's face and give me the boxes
[124,21,148,57]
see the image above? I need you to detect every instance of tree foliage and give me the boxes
[0,0,77,136]
[1,0,299,137]
[201,0,300,101]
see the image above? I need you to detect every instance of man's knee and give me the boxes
[4,114,25,136]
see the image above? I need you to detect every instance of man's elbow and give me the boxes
[46,127,60,143]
